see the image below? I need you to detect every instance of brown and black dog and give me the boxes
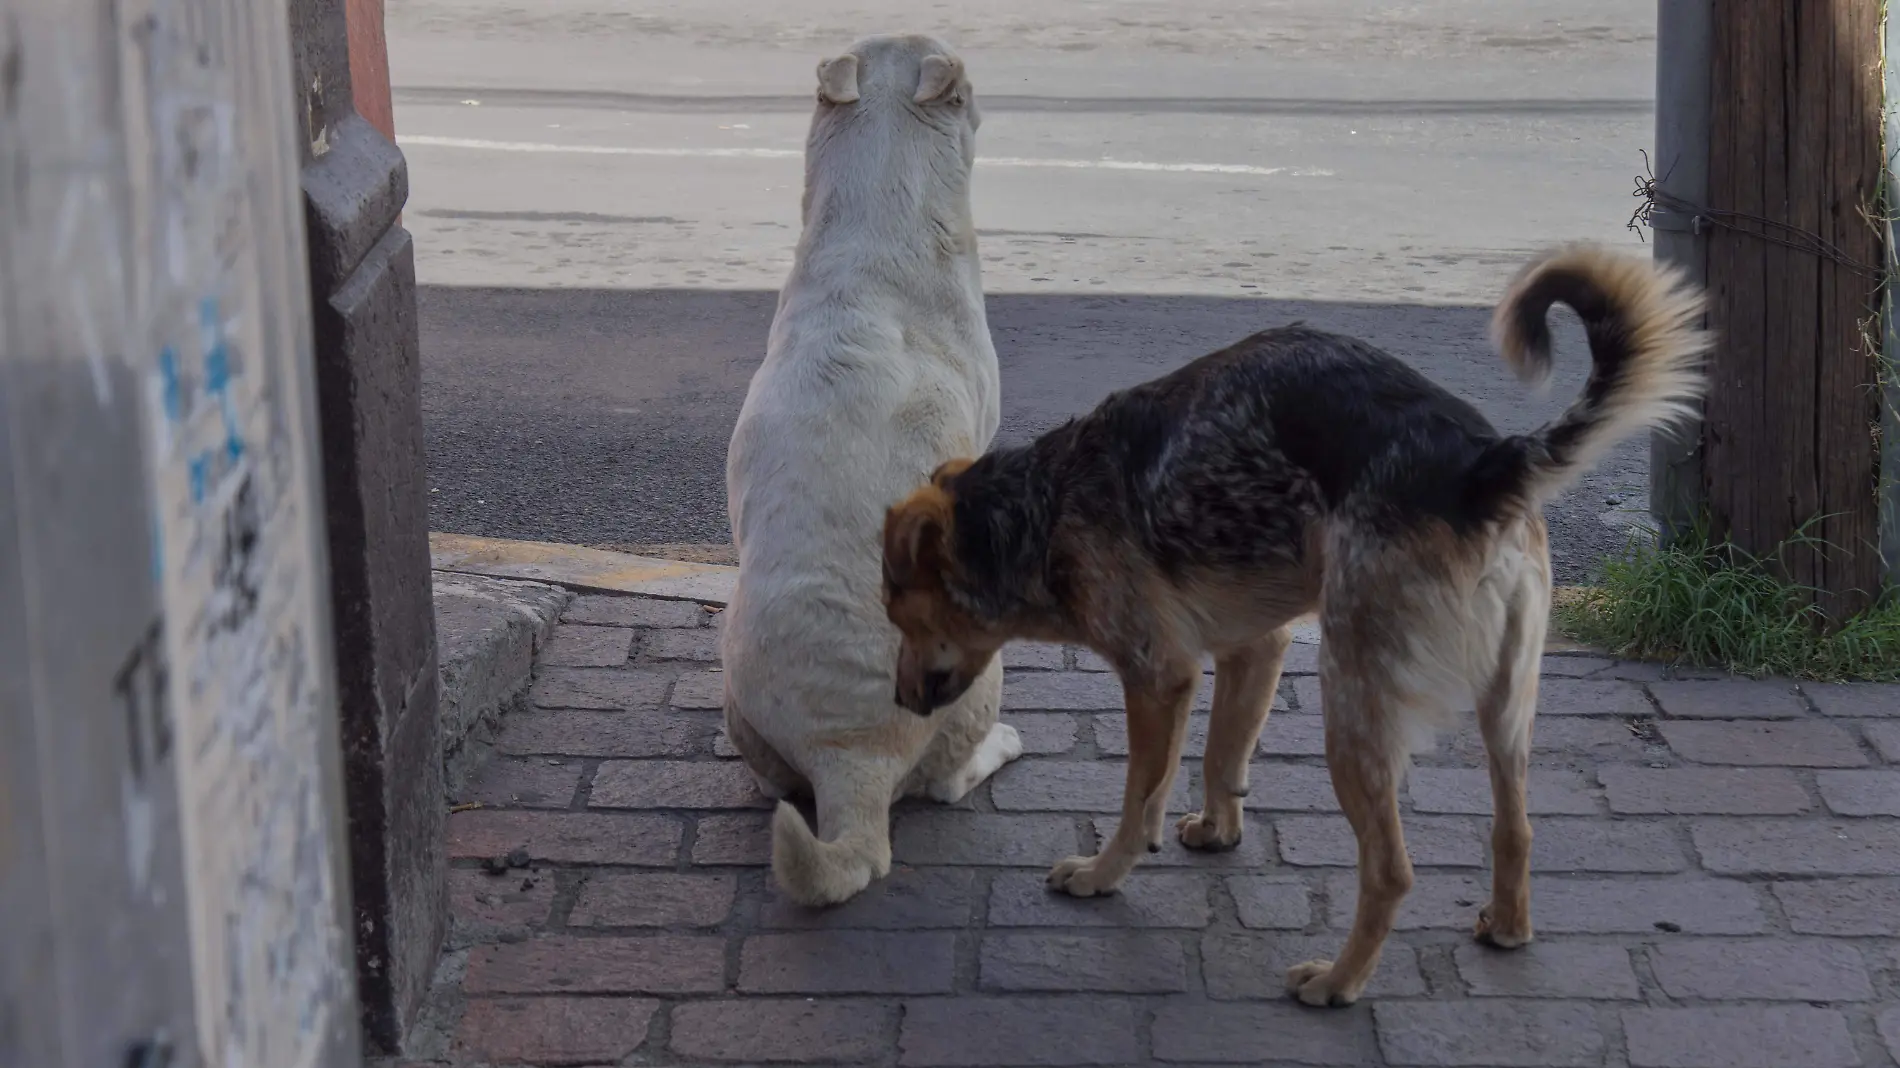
[880,246,1707,1006]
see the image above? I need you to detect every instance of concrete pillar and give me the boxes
[288,0,443,1051]
[2,0,362,1062]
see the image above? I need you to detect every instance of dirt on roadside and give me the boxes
[588,541,738,566]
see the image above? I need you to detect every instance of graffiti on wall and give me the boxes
[127,0,355,1062]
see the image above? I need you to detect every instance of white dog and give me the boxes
[721,34,1023,905]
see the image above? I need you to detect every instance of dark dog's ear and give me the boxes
[883,490,952,588]
[930,457,974,487]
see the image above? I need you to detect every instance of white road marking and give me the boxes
[402,135,801,159]
[398,134,1334,177]
[982,155,1331,177]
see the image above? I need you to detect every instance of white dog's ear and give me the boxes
[816,55,860,104]
[914,54,964,104]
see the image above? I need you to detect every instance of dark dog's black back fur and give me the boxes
[941,248,1708,625]
[951,325,1509,611]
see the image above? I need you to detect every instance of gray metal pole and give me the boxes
[1649,0,1713,541]
[0,0,362,1062]
[1882,6,1900,589]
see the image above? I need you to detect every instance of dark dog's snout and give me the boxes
[924,670,953,708]
[896,671,955,716]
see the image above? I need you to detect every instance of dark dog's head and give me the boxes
[882,459,1006,715]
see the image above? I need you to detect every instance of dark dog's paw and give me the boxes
[1175,811,1242,852]
[1285,959,1360,1008]
[1046,854,1122,897]
[1474,901,1534,949]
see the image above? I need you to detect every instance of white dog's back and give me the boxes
[727,287,996,719]
[721,36,1014,906]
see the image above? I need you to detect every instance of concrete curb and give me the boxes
[430,532,736,605]
[432,570,571,793]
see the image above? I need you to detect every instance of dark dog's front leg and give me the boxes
[1179,627,1291,851]
[1047,663,1197,897]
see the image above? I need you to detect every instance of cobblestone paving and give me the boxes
[400,592,1900,1068]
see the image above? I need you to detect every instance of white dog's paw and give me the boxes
[927,721,1025,803]
[991,722,1025,763]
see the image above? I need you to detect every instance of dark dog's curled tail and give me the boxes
[1468,245,1710,514]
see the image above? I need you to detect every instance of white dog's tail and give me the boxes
[771,801,889,906]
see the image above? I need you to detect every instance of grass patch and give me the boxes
[1554,524,1900,683]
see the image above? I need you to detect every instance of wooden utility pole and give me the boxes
[1688,1,1887,619]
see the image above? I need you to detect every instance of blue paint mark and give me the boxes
[217,386,244,462]
[205,346,228,396]
[158,345,184,422]
[189,452,210,504]
[202,299,229,397]
[199,294,247,465]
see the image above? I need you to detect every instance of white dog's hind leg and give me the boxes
[749,768,790,800]
[725,697,806,801]
[926,721,1024,803]
[772,756,905,907]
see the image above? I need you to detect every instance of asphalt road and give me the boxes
[392,0,1663,583]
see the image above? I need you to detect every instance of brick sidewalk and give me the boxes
[399,591,1900,1068]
